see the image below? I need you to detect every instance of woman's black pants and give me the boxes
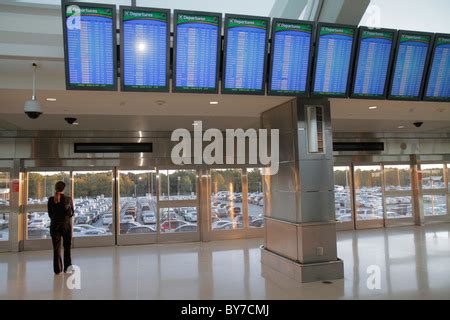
[50,223,72,274]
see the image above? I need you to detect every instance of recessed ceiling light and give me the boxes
[398,125,404,129]
[210,101,219,105]
[369,106,377,110]
[46,98,56,101]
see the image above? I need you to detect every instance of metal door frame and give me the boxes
[204,167,264,241]
[115,167,158,246]
[156,166,201,243]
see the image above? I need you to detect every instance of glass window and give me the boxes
[26,171,70,240]
[423,194,447,216]
[354,165,383,220]
[384,164,412,191]
[27,211,51,239]
[159,170,197,201]
[421,164,445,190]
[159,207,197,233]
[385,196,413,218]
[73,171,113,237]
[118,170,157,235]
[27,171,70,205]
[334,166,352,222]
[247,168,264,228]
[0,172,10,206]
[447,164,450,190]
[210,169,243,230]
[0,212,9,241]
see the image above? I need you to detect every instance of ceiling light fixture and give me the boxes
[369,106,377,110]
[209,101,219,105]
[46,98,57,102]
[398,125,404,129]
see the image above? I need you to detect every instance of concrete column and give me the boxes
[260,98,343,283]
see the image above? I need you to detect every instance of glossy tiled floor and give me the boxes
[0,223,449,299]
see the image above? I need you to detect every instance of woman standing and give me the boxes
[48,181,74,274]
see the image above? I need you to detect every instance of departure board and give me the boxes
[312,24,355,96]
[121,7,169,92]
[63,3,116,90]
[174,11,221,93]
[222,15,269,94]
[351,29,395,98]
[424,35,450,101]
[389,32,432,100]
[268,20,313,96]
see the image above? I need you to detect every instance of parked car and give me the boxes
[174,224,197,233]
[122,215,135,223]
[75,215,91,225]
[142,211,156,224]
[160,219,187,231]
[28,227,50,238]
[28,218,50,229]
[102,214,113,225]
[0,218,8,229]
[83,229,107,236]
[184,211,197,222]
[107,222,141,234]
[127,226,156,234]
[249,218,264,228]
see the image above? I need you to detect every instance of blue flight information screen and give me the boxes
[223,16,268,94]
[122,9,168,91]
[269,21,312,95]
[313,26,355,96]
[390,33,432,99]
[174,12,220,93]
[64,4,115,89]
[352,30,394,97]
[424,36,450,101]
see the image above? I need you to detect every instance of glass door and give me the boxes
[72,169,115,247]
[0,170,11,252]
[354,165,384,229]
[383,164,414,227]
[117,169,157,245]
[420,164,449,223]
[333,166,354,230]
[24,170,71,250]
[157,169,200,243]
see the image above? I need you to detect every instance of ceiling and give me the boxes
[0,2,449,134]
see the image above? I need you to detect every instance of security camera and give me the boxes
[64,117,78,125]
[24,99,43,119]
[413,122,424,128]
[24,63,43,119]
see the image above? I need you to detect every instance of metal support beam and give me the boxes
[269,0,308,19]
[317,0,370,25]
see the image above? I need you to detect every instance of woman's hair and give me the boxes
[55,181,66,193]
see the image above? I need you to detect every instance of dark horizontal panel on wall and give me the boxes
[333,142,384,152]
[74,143,153,153]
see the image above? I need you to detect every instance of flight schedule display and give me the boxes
[313,25,355,96]
[269,20,313,96]
[389,32,432,100]
[223,15,269,94]
[174,11,221,93]
[352,29,395,98]
[63,3,116,90]
[121,8,169,91]
[424,35,450,101]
